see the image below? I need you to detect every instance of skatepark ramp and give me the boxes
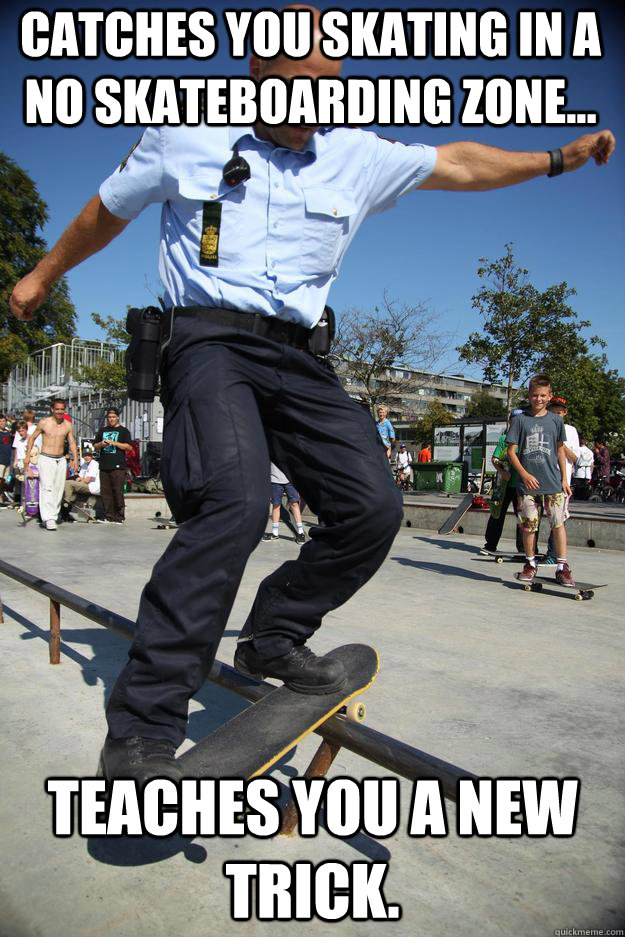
[0,558,477,801]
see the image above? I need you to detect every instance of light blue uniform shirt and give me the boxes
[100,125,436,328]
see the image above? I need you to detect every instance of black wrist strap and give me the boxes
[547,148,564,177]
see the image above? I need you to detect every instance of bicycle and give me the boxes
[395,468,412,492]
[588,476,615,503]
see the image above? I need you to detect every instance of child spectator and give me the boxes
[507,374,574,587]
[483,409,525,554]
[543,397,579,564]
[263,462,306,544]
[0,414,12,507]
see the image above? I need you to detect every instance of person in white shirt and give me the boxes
[574,438,594,481]
[12,408,36,448]
[544,397,580,563]
[12,420,40,509]
[63,451,100,511]
[573,437,594,499]
[396,443,413,488]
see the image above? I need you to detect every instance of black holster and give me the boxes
[125,306,164,402]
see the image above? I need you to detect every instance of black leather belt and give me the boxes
[173,305,312,350]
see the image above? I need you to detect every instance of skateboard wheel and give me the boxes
[345,700,366,722]
[496,556,503,564]
[575,593,583,601]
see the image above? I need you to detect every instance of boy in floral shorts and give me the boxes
[506,374,575,587]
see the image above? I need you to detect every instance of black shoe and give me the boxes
[262,532,279,541]
[295,532,306,544]
[98,736,182,785]
[234,642,346,695]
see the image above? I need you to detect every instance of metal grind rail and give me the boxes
[0,558,478,804]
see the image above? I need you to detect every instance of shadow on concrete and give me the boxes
[6,603,253,733]
[391,558,502,584]
[85,777,391,867]
[412,536,481,554]
[3,603,390,866]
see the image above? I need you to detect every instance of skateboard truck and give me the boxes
[280,697,368,836]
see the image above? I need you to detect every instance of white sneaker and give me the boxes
[45,519,57,530]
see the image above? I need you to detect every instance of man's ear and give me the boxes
[250,55,261,81]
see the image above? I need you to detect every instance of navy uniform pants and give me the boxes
[106,316,403,746]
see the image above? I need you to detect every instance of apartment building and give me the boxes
[337,362,510,421]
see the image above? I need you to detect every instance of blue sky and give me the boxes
[2,0,623,379]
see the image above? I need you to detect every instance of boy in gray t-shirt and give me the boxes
[507,374,574,586]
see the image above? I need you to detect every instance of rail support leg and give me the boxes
[280,740,341,836]
[49,599,61,665]
[0,592,4,624]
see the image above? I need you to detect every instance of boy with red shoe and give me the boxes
[507,375,575,587]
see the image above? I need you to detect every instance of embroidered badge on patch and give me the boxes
[200,201,222,267]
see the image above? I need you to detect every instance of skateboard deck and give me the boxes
[178,644,378,779]
[438,493,474,535]
[480,550,546,564]
[150,513,178,529]
[70,502,96,522]
[513,573,607,601]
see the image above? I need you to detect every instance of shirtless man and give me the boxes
[24,399,78,531]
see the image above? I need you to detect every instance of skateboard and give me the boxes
[150,512,178,529]
[438,493,474,534]
[69,502,96,523]
[178,644,378,779]
[513,573,607,601]
[480,549,546,564]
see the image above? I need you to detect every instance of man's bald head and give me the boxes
[251,4,342,151]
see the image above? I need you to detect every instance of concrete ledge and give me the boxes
[127,493,625,550]
[124,493,169,518]
[399,499,625,551]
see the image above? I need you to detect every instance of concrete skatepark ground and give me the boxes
[0,508,623,937]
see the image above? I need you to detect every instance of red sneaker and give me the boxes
[517,562,537,582]
[555,563,576,588]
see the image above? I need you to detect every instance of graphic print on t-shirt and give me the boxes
[102,430,120,452]
[523,424,552,464]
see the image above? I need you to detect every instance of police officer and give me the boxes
[10,6,615,783]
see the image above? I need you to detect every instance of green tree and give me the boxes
[464,389,507,421]
[411,401,454,446]
[457,244,588,414]
[72,313,128,399]
[333,293,447,415]
[539,345,625,445]
[0,151,76,380]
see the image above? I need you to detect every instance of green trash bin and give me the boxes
[441,462,464,494]
[412,461,465,493]
[412,461,446,492]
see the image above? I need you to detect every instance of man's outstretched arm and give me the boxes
[420,129,615,191]
[10,195,129,321]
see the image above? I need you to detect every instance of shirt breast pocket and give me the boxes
[300,187,357,276]
[177,173,244,269]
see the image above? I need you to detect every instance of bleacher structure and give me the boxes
[2,340,164,465]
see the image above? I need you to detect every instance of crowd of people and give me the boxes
[0,403,135,527]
